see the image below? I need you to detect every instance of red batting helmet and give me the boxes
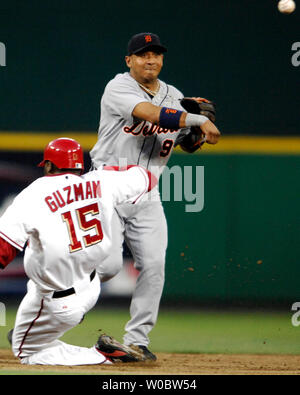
[38,138,84,172]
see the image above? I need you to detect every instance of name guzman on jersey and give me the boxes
[45,180,100,213]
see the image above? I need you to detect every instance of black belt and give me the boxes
[52,270,96,299]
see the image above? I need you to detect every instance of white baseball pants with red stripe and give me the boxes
[12,275,110,365]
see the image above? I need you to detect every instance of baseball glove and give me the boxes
[175,128,206,153]
[176,97,216,153]
[180,97,216,123]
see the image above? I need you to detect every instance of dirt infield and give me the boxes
[1,349,300,375]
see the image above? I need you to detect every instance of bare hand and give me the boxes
[200,120,221,144]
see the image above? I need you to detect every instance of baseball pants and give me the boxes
[12,272,109,365]
[97,200,168,347]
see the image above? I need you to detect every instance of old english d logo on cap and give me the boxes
[127,32,167,55]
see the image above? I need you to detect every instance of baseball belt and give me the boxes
[52,269,96,299]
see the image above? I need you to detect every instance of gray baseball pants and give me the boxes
[97,200,168,347]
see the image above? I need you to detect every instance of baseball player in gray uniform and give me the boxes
[90,32,220,360]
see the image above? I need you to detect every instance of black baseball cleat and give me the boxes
[7,329,13,345]
[130,344,157,361]
[95,334,144,363]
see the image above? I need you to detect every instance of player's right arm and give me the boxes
[133,102,220,144]
[0,190,30,269]
[105,76,220,145]
[0,236,18,269]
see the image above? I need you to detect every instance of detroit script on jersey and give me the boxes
[123,120,178,137]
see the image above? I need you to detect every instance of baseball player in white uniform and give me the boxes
[90,32,221,360]
[0,137,156,365]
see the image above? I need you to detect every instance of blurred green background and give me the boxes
[0,0,299,341]
[0,0,299,134]
[163,153,300,306]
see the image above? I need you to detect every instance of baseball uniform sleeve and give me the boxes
[104,75,148,122]
[0,236,18,269]
[0,191,30,251]
[99,166,157,205]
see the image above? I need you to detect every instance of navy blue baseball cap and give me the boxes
[127,33,167,55]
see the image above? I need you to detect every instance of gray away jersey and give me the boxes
[90,72,189,183]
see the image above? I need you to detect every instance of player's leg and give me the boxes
[20,340,110,365]
[122,201,168,357]
[96,208,125,282]
[13,276,110,365]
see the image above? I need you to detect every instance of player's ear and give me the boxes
[44,161,54,175]
[125,55,131,68]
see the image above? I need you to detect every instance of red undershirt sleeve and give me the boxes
[0,236,18,269]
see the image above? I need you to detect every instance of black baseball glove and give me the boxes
[175,97,216,153]
[180,97,216,123]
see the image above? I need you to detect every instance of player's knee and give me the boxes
[134,247,166,273]
[12,341,19,357]
[99,270,119,282]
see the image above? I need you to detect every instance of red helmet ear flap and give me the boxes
[38,138,84,172]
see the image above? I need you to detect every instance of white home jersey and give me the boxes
[0,167,150,293]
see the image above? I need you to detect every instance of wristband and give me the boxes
[185,113,209,128]
[159,107,183,130]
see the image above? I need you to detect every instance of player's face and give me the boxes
[126,51,164,84]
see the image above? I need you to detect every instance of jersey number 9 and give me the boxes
[160,139,174,157]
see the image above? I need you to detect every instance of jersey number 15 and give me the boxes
[61,202,103,253]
